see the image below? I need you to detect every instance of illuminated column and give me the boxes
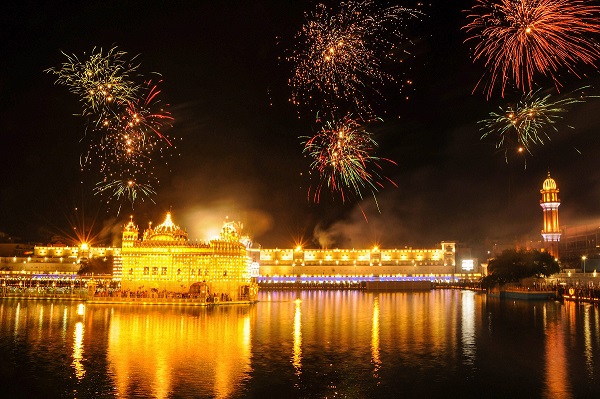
[540,172,561,259]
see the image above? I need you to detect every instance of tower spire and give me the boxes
[540,172,561,258]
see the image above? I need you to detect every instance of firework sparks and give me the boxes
[303,114,397,203]
[94,179,157,214]
[79,79,175,210]
[48,47,177,211]
[479,88,590,160]
[288,0,421,116]
[95,81,174,167]
[463,0,600,97]
[45,46,140,119]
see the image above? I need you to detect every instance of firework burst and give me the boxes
[479,88,590,160]
[94,179,157,213]
[464,0,600,98]
[95,81,174,168]
[303,114,397,203]
[80,79,175,209]
[45,46,140,120]
[48,47,177,212]
[288,0,421,116]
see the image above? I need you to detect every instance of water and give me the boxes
[1,290,599,398]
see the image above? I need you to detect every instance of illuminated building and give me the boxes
[255,242,471,284]
[119,212,258,301]
[540,172,561,258]
[0,242,118,283]
[0,216,472,289]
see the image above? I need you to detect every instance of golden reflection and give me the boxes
[461,290,476,366]
[72,321,86,380]
[595,307,600,349]
[38,306,44,335]
[14,302,20,335]
[77,303,85,316]
[371,295,381,378]
[292,298,302,375]
[543,303,572,399]
[62,307,68,337]
[584,305,593,378]
[108,307,253,399]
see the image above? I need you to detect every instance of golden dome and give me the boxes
[542,172,557,191]
[146,212,188,241]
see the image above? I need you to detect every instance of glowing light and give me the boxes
[292,298,302,375]
[371,296,381,378]
[72,321,85,379]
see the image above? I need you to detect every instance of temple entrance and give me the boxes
[189,282,208,300]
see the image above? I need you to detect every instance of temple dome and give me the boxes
[145,212,188,241]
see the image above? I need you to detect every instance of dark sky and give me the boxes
[1,1,600,256]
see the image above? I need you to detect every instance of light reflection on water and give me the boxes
[371,295,381,380]
[292,298,302,376]
[0,290,599,398]
[461,290,476,369]
[107,305,253,398]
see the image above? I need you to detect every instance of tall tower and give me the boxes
[540,172,561,258]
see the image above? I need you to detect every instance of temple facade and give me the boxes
[119,213,258,301]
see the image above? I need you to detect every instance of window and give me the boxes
[152,267,158,275]
[143,267,149,275]
[129,268,133,275]
[162,267,167,275]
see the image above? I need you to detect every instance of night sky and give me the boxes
[2,1,600,256]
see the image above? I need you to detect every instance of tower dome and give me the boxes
[540,171,560,259]
[542,172,557,191]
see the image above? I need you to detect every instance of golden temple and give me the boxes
[118,212,258,302]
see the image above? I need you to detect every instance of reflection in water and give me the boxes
[544,303,572,399]
[584,305,594,378]
[107,306,253,399]
[14,302,20,335]
[596,308,600,353]
[461,291,476,367]
[292,298,302,375]
[1,291,600,397]
[72,321,85,379]
[62,307,68,338]
[38,306,44,333]
[371,295,381,379]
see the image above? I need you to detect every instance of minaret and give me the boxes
[540,172,561,258]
